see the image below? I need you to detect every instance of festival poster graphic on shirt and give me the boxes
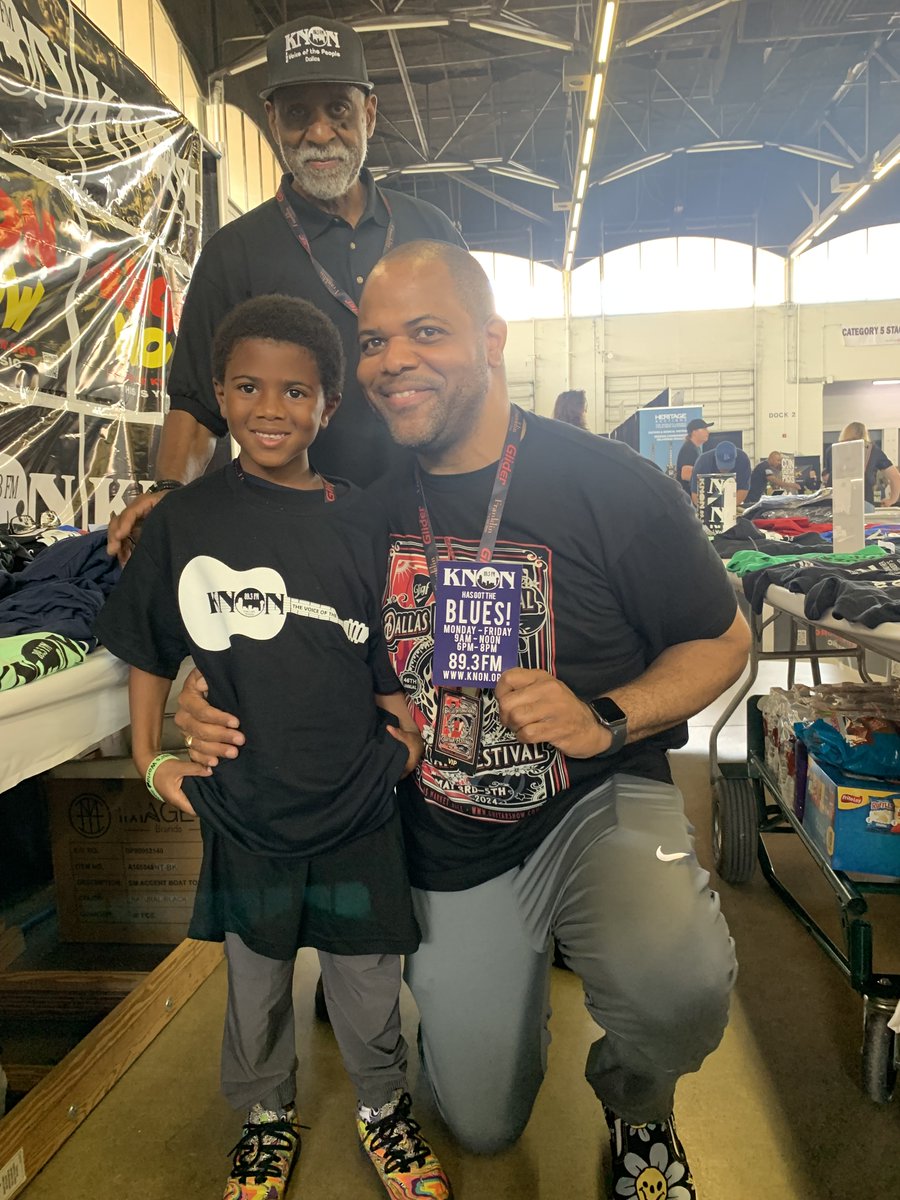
[0,0,200,526]
[384,534,570,821]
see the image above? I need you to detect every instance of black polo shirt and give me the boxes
[167,170,465,487]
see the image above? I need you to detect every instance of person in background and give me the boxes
[691,440,752,506]
[553,389,589,430]
[95,296,450,1200]
[106,14,464,563]
[745,451,801,506]
[826,422,900,507]
[675,418,713,497]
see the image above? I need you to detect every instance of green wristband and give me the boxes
[145,752,179,801]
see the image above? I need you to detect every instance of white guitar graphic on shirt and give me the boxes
[178,556,369,652]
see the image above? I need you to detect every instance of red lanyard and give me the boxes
[414,407,525,588]
[276,182,395,318]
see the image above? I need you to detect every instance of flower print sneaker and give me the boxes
[357,1089,452,1198]
[223,1102,303,1199]
[605,1106,696,1199]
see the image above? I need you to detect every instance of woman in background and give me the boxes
[553,389,589,430]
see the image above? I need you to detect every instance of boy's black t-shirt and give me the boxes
[369,414,738,890]
[95,466,408,859]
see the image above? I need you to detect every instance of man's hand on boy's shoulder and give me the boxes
[386,725,425,778]
[175,667,245,768]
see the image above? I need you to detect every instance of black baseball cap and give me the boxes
[687,418,713,432]
[260,17,373,100]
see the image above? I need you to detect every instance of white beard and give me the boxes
[279,132,367,202]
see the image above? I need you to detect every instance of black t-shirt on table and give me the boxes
[675,439,701,495]
[369,414,738,891]
[167,171,465,488]
[95,467,408,859]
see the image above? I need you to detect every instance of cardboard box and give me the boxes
[802,755,900,877]
[49,771,202,943]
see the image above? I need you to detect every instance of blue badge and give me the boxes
[432,561,523,689]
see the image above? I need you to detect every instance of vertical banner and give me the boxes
[0,0,201,527]
[696,474,736,534]
[831,440,865,554]
[637,407,702,477]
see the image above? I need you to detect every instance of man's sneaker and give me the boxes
[357,1089,452,1199]
[605,1106,696,1199]
[223,1102,303,1200]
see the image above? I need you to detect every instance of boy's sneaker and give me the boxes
[604,1105,696,1199]
[357,1089,452,1198]
[224,1102,303,1200]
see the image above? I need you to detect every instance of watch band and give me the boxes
[587,697,628,757]
[147,479,183,494]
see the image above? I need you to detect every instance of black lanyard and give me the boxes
[276,183,395,318]
[414,406,525,587]
[233,458,336,502]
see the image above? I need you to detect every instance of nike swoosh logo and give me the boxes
[656,847,690,862]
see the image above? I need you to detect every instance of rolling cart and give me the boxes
[708,582,900,1104]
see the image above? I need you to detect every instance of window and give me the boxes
[793,225,900,303]
[472,252,565,320]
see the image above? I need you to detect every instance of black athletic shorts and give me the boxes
[188,806,419,960]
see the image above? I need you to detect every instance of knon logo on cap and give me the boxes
[285,24,341,63]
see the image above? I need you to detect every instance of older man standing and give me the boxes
[178,242,750,1198]
[108,15,463,558]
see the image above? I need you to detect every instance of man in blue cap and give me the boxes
[691,439,752,506]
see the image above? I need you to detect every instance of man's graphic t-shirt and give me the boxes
[95,467,407,859]
[370,415,738,890]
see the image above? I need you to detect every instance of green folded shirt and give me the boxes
[726,545,889,577]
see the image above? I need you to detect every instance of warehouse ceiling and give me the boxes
[162,0,900,265]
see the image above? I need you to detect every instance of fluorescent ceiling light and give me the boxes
[564,252,574,272]
[873,379,900,386]
[575,169,588,200]
[487,165,559,189]
[685,140,763,153]
[597,2,617,64]
[571,200,583,227]
[791,238,812,257]
[587,72,604,121]
[621,0,739,49]
[401,162,474,174]
[227,50,266,76]
[467,18,573,51]
[567,230,578,254]
[778,143,851,168]
[353,16,449,32]
[581,126,596,164]
[840,183,870,212]
[814,213,838,236]
[874,147,900,181]
[596,152,671,185]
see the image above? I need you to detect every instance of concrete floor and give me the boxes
[16,660,900,1198]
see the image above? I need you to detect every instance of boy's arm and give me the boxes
[375,690,423,778]
[129,667,171,777]
[375,690,417,732]
[130,667,210,813]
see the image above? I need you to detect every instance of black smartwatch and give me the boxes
[587,696,628,756]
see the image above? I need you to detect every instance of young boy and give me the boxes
[95,296,452,1200]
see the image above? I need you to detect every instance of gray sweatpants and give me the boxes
[220,932,408,1112]
[405,774,737,1154]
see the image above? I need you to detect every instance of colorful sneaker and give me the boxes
[357,1089,452,1199]
[605,1106,696,1199]
[223,1102,303,1199]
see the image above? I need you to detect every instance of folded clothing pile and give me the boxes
[735,548,900,627]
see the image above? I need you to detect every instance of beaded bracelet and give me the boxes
[145,752,179,802]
